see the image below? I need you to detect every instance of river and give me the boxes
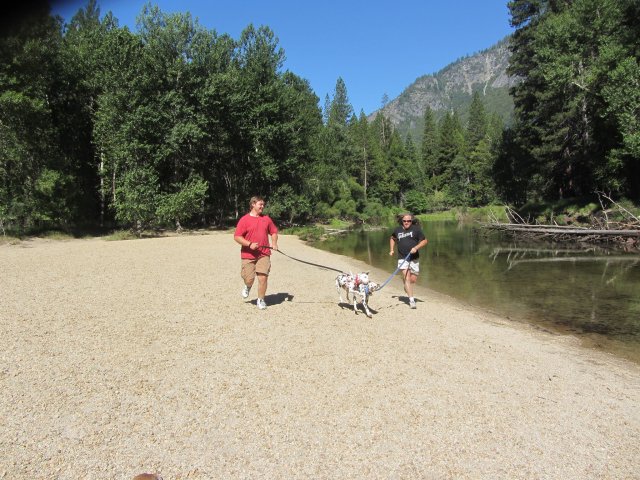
[312,221,640,364]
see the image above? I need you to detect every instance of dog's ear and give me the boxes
[365,271,369,275]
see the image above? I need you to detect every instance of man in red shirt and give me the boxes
[234,196,279,310]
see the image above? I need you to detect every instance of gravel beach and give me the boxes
[1,232,639,479]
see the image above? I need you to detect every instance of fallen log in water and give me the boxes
[480,222,640,250]
[482,223,640,235]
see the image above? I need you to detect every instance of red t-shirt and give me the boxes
[234,213,278,260]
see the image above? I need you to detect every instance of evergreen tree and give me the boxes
[62,1,121,226]
[328,77,353,127]
[310,77,358,217]
[367,113,397,205]
[420,106,438,190]
[504,0,640,201]
[466,91,488,151]
[0,3,74,231]
[350,111,376,201]
[381,129,405,205]
[435,111,465,198]
[464,92,496,205]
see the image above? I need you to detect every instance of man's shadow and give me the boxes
[391,295,423,306]
[262,292,294,306]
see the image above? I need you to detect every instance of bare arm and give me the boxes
[234,235,258,250]
[389,237,396,256]
[410,238,428,254]
[270,232,279,251]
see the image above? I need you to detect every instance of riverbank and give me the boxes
[1,232,639,479]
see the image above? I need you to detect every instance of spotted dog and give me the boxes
[335,272,379,318]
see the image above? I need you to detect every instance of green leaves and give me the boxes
[156,176,208,229]
[114,167,159,235]
[505,0,639,202]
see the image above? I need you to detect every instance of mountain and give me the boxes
[370,36,518,140]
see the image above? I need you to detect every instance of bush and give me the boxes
[426,190,452,212]
[267,185,312,224]
[281,225,325,241]
[403,190,429,214]
[359,200,393,225]
[114,167,159,235]
[333,199,358,219]
[156,176,208,230]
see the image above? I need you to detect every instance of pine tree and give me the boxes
[466,91,488,151]
[328,77,353,127]
[420,106,438,190]
[505,0,640,201]
[436,111,465,193]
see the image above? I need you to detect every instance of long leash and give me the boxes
[259,245,412,287]
[259,245,344,273]
[376,252,412,291]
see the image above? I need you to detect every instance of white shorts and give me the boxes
[398,258,419,275]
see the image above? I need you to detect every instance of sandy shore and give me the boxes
[1,232,639,479]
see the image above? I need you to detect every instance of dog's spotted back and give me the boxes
[335,272,378,318]
[336,272,369,291]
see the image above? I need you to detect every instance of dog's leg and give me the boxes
[362,296,372,318]
[350,290,359,314]
[336,280,345,303]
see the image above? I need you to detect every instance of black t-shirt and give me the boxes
[392,224,426,260]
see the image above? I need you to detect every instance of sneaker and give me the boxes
[241,284,251,298]
[257,298,267,310]
[409,298,417,309]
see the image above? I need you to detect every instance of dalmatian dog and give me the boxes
[335,272,379,318]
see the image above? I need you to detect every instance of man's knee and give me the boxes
[256,272,268,283]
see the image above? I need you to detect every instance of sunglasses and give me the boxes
[402,219,412,223]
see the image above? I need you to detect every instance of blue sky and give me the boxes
[51,0,514,115]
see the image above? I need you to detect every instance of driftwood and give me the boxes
[482,222,640,250]
[484,223,640,236]
[483,199,640,250]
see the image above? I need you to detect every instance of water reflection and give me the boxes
[314,221,640,363]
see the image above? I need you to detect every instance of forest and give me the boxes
[1,0,638,234]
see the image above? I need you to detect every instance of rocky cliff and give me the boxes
[371,36,518,138]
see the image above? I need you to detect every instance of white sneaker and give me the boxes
[241,285,250,298]
[257,298,267,310]
[409,298,416,309]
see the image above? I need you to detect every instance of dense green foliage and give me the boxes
[497,0,640,204]
[1,1,637,234]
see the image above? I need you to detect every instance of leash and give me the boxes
[258,245,412,287]
[376,252,412,291]
[259,245,344,273]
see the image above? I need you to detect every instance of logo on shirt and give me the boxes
[397,231,414,240]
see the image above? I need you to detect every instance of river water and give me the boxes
[313,221,640,364]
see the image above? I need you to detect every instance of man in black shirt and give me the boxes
[389,214,428,309]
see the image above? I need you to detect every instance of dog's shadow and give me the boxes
[337,302,378,316]
[263,292,294,306]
